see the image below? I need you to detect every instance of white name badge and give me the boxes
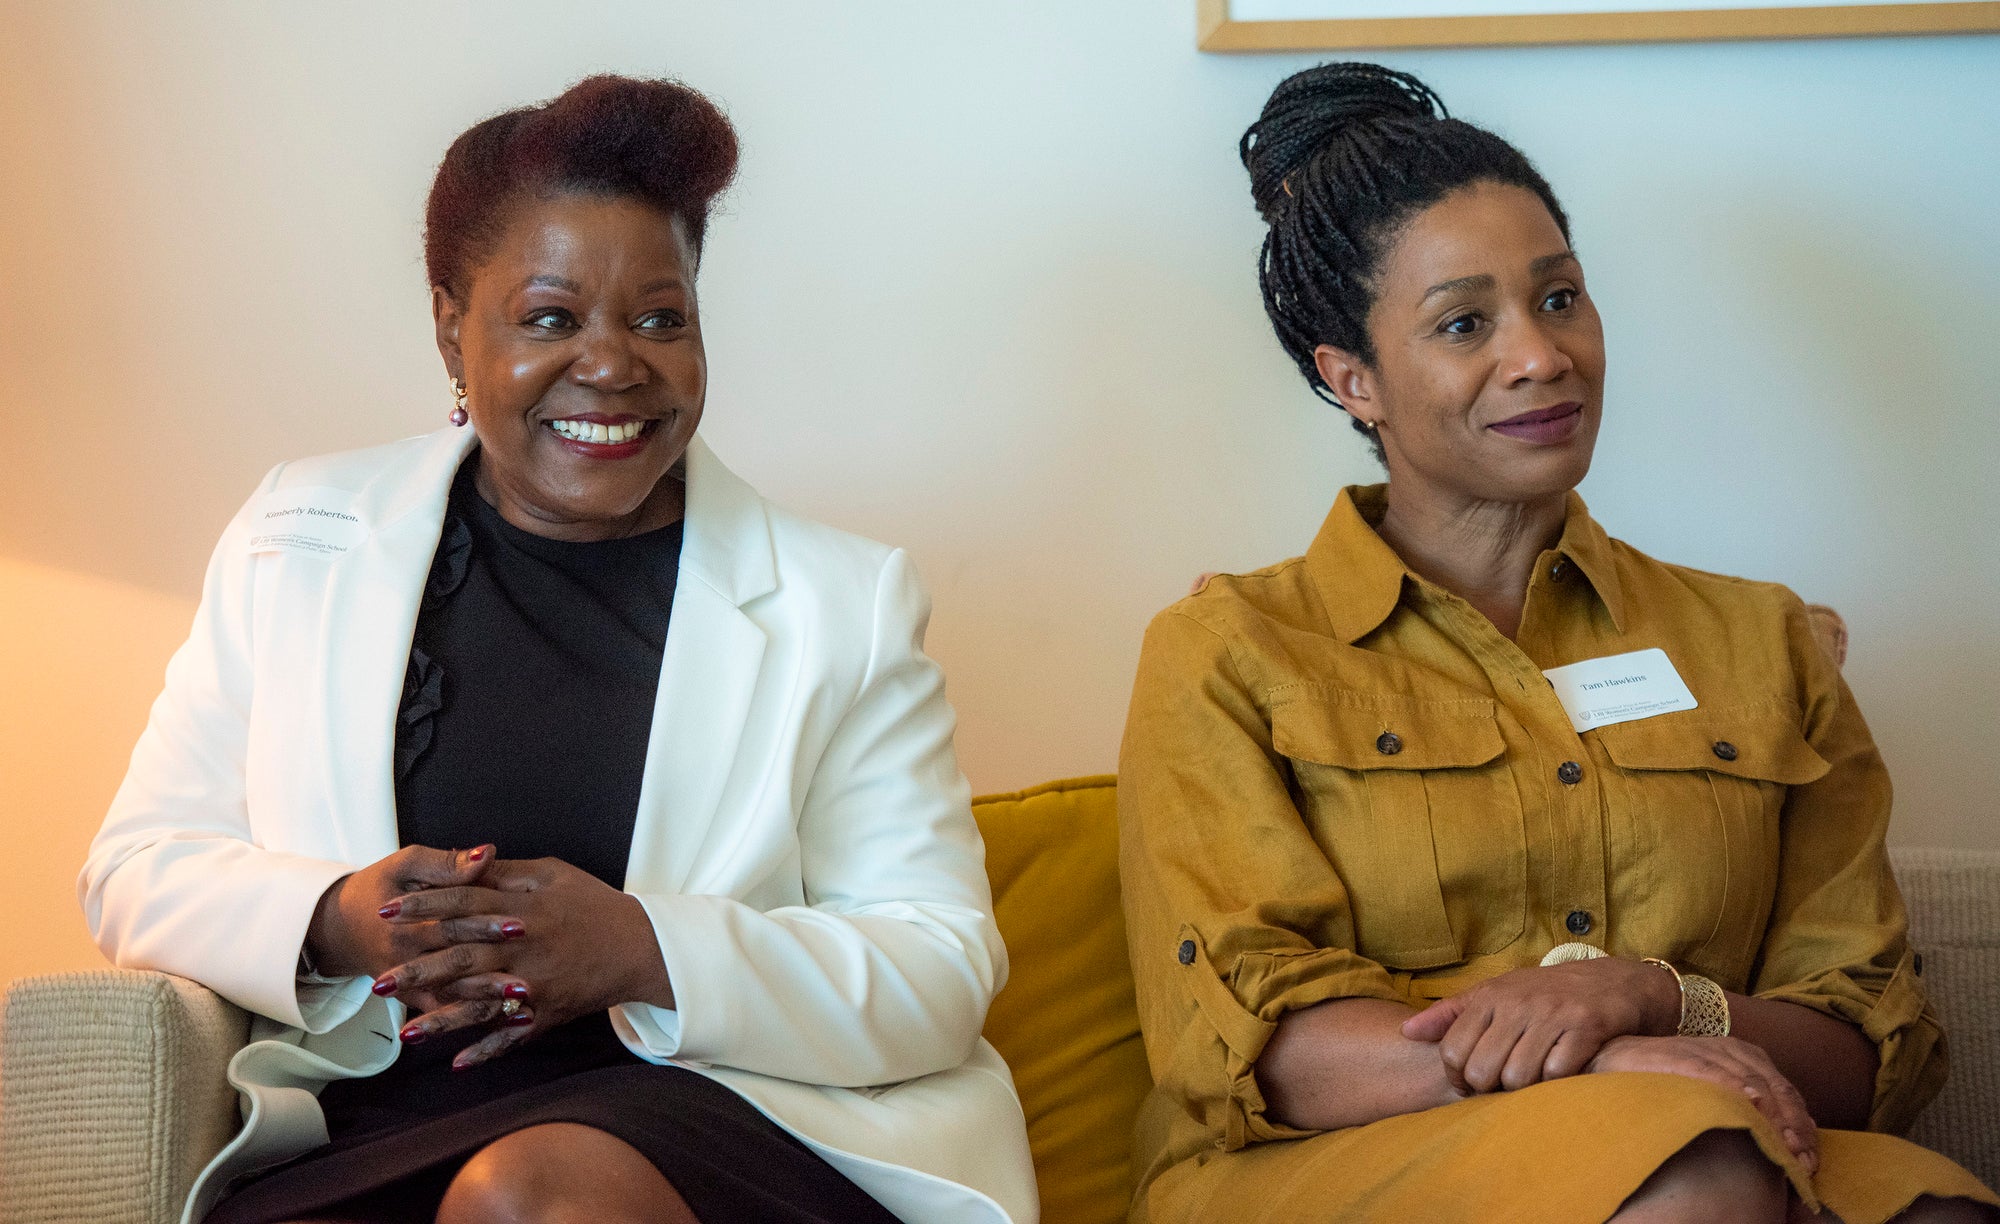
[1542,648,1697,733]
[246,487,367,558]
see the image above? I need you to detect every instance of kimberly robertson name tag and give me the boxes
[246,487,366,558]
[1543,648,1697,733]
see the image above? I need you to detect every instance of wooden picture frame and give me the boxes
[1196,0,2000,50]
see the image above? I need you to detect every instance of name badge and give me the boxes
[1542,648,1697,733]
[246,487,366,558]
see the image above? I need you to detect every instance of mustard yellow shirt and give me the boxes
[1118,486,1943,1195]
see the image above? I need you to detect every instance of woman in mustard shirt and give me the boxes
[1118,63,1997,1224]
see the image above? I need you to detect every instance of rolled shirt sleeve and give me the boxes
[1750,597,1946,1134]
[1119,607,1413,1150]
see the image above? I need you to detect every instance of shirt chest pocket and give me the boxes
[1594,705,1829,970]
[1272,687,1525,970]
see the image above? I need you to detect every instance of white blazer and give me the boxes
[80,427,1039,1224]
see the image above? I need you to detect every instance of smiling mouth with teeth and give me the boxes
[547,418,653,445]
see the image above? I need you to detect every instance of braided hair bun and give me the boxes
[1242,63,1446,224]
[1240,63,1568,460]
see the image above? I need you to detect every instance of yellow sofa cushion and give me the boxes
[976,776,1150,1224]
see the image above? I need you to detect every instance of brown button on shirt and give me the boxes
[1118,485,1943,1195]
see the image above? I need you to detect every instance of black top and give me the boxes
[318,460,684,1137]
[395,460,682,885]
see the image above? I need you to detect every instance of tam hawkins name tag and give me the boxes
[1542,648,1697,733]
[246,487,366,558]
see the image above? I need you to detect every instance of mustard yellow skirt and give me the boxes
[1144,1073,1997,1224]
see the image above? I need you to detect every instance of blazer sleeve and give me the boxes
[77,466,367,1033]
[614,548,1005,1086]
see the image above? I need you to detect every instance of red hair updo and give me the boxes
[423,75,739,300]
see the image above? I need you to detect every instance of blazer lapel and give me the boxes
[623,437,777,896]
[319,428,476,868]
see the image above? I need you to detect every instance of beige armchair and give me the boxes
[1,971,246,1223]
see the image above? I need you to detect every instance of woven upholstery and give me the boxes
[0,970,247,1224]
[1894,846,2000,1189]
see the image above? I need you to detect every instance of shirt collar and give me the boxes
[1552,489,1627,633]
[1305,485,1408,645]
[1305,485,1626,644]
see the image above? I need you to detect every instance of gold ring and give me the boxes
[500,997,522,1018]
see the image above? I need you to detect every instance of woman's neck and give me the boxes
[1374,484,1569,641]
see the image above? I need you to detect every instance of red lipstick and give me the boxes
[543,415,660,461]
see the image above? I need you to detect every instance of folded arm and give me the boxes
[1741,597,1943,1134]
[1120,609,1439,1148]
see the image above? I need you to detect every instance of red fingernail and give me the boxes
[502,981,530,1000]
[468,845,489,862]
[499,921,525,940]
[399,1024,426,1044]
[507,1010,535,1026]
[378,900,402,919]
[371,975,397,996]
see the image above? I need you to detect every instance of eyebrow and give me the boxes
[1419,251,1580,305]
[515,275,686,295]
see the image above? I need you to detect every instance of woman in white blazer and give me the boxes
[79,75,1036,1224]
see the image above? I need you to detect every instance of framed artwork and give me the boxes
[1197,0,2000,49]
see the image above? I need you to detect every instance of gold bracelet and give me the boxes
[1680,974,1731,1037]
[1643,957,1731,1037]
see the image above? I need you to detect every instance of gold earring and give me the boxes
[449,378,469,427]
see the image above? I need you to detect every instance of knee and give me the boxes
[1614,1128,1788,1224]
[436,1123,684,1224]
[436,1132,567,1224]
[438,1120,648,1224]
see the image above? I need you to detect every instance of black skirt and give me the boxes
[202,1013,901,1224]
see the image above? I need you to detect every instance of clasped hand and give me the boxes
[305,845,670,1070]
[1399,959,1819,1172]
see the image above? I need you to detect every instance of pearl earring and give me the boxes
[449,378,469,427]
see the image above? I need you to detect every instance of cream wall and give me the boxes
[0,560,197,981]
[3,2,1996,984]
